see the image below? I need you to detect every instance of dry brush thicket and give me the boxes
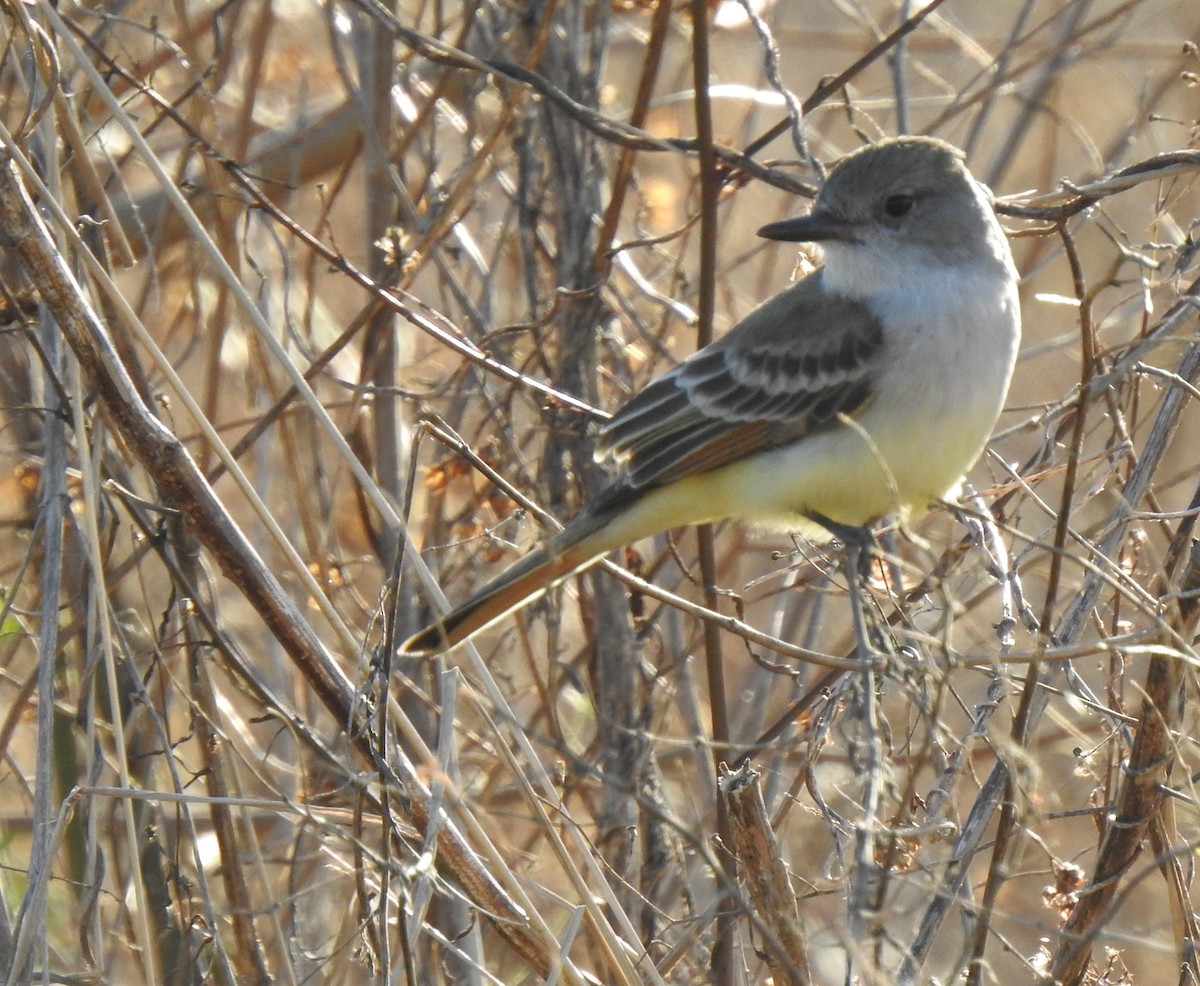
[0,1,1199,984]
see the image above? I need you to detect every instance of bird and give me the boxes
[401,136,1022,656]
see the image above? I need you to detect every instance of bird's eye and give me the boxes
[884,193,915,218]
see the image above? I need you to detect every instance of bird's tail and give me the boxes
[400,511,616,656]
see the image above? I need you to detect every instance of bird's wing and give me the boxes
[593,271,883,505]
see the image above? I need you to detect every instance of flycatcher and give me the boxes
[402,136,1021,655]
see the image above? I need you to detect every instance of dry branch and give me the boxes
[1051,543,1200,985]
[719,761,811,986]
[5,1,1200,982]
[0,150,586,985]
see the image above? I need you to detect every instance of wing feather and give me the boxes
[593,270,883,503]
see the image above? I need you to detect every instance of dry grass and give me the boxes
[1,1,1199,983]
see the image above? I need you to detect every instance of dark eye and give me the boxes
[884,193,915,218]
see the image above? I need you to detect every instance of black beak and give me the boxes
[757,212,859,243]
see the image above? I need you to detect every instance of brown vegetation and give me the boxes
[1,1,1199,983]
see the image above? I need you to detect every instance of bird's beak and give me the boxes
[757,212,859,244]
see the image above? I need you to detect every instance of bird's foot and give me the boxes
[806,512,876,579]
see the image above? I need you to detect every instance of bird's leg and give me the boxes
[806,511,878,661]
[805,512,876,580]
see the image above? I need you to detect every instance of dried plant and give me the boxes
[0,1,1198,984]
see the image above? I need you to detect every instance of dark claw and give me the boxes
[805,511,875,578]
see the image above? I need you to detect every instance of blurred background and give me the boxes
[1,0,1198,983]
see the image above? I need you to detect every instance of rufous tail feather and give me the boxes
[400,513,613,655]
